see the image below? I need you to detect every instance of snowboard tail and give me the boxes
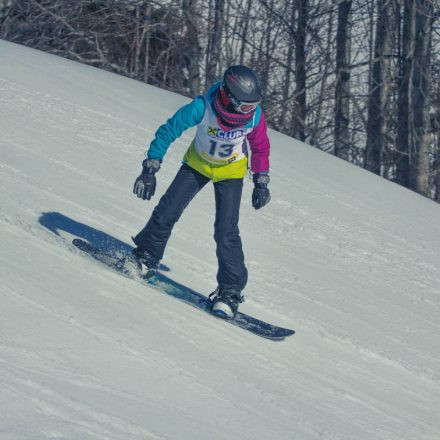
[72,238,295,341]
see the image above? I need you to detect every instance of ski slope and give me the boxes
[0,40,439,440]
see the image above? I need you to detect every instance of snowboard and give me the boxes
[72,238,295,341]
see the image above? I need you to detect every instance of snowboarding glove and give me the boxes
[133,158,161,200]
[252,173,271,210]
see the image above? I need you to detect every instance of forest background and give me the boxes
[1,0,439,202]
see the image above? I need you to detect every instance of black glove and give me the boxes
[252,173,271,210]
[133,158,161,200]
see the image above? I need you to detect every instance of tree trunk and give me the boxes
[239,0,252,64]
[408,0,434,196]
[206,0,225,85]
[434,129,440,202]
[182,0,201,96]
[364,0,396,175]
[293,0,308,142]
[334,0,352,161]
[259,0,275,104]
[309,5,334,147]
[278,1,296,132]
[433,96,440,201]
[395,0,412,187]
[143,3,151,84]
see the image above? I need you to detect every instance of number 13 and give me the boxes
[209,140,234,158]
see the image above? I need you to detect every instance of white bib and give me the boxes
[194,96,254,164]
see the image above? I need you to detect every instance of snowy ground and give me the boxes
[0,40,439,440]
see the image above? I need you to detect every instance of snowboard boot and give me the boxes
[123,246,159,278]
[209,287,244,319]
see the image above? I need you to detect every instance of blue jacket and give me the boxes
[147,83,263,161]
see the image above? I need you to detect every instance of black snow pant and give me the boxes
[133,164,248,292]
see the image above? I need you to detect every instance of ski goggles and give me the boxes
[222,85,260,114]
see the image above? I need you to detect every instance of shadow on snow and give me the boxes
[38,211,210,310]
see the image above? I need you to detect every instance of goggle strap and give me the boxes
[221,83,260,114]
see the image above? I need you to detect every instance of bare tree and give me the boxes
[334,0,352,161]
[407,0,435,195]
[432,61,440,201]
[364,0,397,174]
[206,0,225,85]
[278,0,296,133]
[395,0,412,186]
[292,0,308,142]
[308,4,336,147]
[182,0,202,96]
[238,0,252,65]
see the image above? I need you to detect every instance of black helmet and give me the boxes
[222,65,262,113]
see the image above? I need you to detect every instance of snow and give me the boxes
[0,39,439,440]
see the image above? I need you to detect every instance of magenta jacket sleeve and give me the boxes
[247,110,270,174]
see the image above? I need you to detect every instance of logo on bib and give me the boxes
[207,126,246,140]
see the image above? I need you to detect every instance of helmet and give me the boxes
[222,65,262,114]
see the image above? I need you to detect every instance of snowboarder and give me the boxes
[132,65,271,319]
